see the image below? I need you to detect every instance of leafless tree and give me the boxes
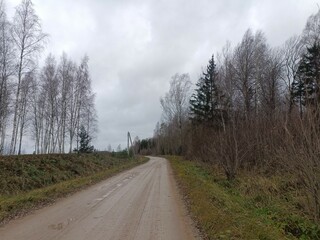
[213,118,253,180]
[81,93,97,140]
[217,42,235,109]
[69,55,89,152]
[9,0,47,154]
[152,9,320,223]
[278,111,320,220]
[161,73,191,122]
[0,1,98,155]
[232,29,267,118]
[160,73,191,154]
[77,56,97,140]
[56,53,75,153]
[0,0,14,154]
[30,53,96,154]
[17,71,34,154]
[258,49,283,116]
[281,36,304,111]
[30,73,41,153]
[41,54,59,153]
[301,9,320,46]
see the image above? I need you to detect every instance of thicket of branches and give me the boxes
[0,0,97,154]
[136,10,320,221]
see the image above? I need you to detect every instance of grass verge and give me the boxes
[167,156,320,240]
[0,154,148,225]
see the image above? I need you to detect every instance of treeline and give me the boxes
[137,10,320,221]
[0,0,97,155]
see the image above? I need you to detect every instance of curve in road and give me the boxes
[0,156,199,240]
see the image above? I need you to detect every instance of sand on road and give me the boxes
[0,156,199,240]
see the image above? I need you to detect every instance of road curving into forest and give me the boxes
[0,156,198,240]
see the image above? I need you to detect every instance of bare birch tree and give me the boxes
[301,9,320,46]
[9,0,47,154]
[232,29,267,118]
[56,53,75,153]
[30,73,41,153]
[0,0,14,154]
[68,55,96,153]
[17,71,34,154]
[257,49,283,116]
[40,54,59,153]
[160,73,191,154]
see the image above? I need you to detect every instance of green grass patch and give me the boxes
[0,153,148,224]
[167,156,320,240]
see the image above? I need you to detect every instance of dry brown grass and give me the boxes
[168,156,320,240]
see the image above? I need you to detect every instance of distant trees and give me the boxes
[0,0,97,155]
[133,137,155,155]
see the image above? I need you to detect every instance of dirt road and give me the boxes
[0,156,198,240]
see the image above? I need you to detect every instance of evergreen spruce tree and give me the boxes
[75,125,94,153]
[190,55,220,126]
[292,42,320,107]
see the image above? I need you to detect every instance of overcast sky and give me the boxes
[6,0,319,151]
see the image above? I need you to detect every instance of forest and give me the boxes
[135,9,320,222]
[0,0,97,155]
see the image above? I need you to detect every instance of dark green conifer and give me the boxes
[76,125,94,153]
[292,42,320,107]
[190,55,221,126]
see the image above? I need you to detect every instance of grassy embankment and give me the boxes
[168,156,320,240]
[0,152,147,224]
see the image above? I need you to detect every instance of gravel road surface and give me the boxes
[0,156,198,240]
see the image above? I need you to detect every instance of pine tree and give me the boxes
[292,42,320,108]
[75,125,94,153]
[190,55,221,126]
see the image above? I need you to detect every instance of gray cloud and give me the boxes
[7,0,318,151]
